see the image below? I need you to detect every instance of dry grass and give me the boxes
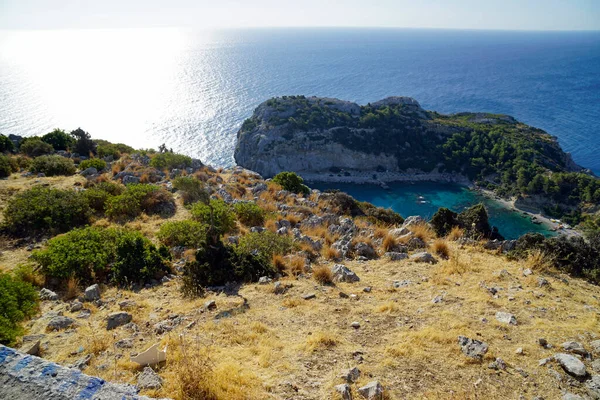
[432,239,450,259]
[312,265,333,285]
[321,244,341,261]
[286,255,306,276]
[374,227,389,239]
[305,331,338,352]
[408,223,435,242]
[447,226,464,241]
[526,249,555,273]
[64,277,80,300]
[272,254,286,274]
[382,233,397,252]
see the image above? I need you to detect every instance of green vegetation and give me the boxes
[2,187,91,236]
[41,129,75,151]
[0,272,38,345]
[233,202,265,226]
[157,220,207,248]
[95,140,135,159]
[0,134,14,153]
[150,152,192,170]
[430,203,502,240]
[0,155,13,178]
[79,158,107,171]
[236,230,294,259]
[272,171,310,195]
[106,184,175,221]
[173,176,209,205]
[30,155,76,176]
[70,128,96,156]
[82,181,125,212]
[20,137,54,157]
[32,226,169,285]
[190,199,236,236]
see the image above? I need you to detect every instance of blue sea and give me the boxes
[1,28,599,236]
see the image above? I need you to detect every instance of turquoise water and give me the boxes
[311,181,554,240]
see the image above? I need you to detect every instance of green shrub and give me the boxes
[79,158,107,171]
[2,187,91,236]
[106,184,175,221]
[236,230,294,259]
[41,129,75,151]
[70,128,96,156]
[32,227,169,284]
[0,134,14,153]
[83,182,125,212]
[0,273,38,345]
[30,155,76,176]
[20,137,54,157]
[359,202,404,225]
[157,220,207,248]
[272,171,310,195]
[0,155,13,178]
[150,152,192,170]
[190,199,236,236]
[233,202,265,226]
[173,176,209,205]
[96,141,134,159]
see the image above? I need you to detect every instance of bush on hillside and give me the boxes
[0,134,14,153]
[272,171,310,195]
[0,273,38,345]
[79,158,107,171]
[359,202,404,225]
[32,227,169,284]
[20,137,54,157]
[173,176,210,205]
[190,199,236,236]
[430,203,503,240]
[70,128,96,156]
[236,230,294,259]
[96,141,135,159]
[30,155,76,176]
[0,155,13,178]
[150,152,192,170]
[233,202,265,226]
[157,220,207,248]
[106,184,175,221]
[83,181,125,212]
[2,187,91,236]
[41,129,75,151]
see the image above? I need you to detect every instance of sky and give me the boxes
[0,0,599,31]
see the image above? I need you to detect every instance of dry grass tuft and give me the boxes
[382,234,397,252]
[286,255,306,276]
[409,223,435,242]
[305,331,338,352]
[282,297,302,308]
[377,301,399,313]
[526,249,554,273]
[447,226,464,241]
[432,239,450,259]
[312,265,333,285]
[322,244,341,261]
[65,277,80,300]
[272,254,287,274]
[374,227,389,239]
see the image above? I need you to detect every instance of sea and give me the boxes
[1,28,599,238]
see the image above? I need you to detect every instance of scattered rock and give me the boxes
[354,242,377,259]
[515,347,524,355]
[586,375,600,397]
[302,293,316,300]
[357,381,384,400]
[538,338,549,348]
[431,295,444,304]
[488,357,507,371]
[335,383,353,400]
[130,343,167,366]
[554,353,587,377]
[204,300,217,310]
[137,367,163,390]
[495,311,517,325]
[332,264,360,283]
[47,316,75,331]
[84,284,101,301]
[592,359,600,372]
[458,336,488,360]
[80,167,98,176]
[562,341,588,356]
[119,300,137,310]
[385,252,408,261]
[538,277,550,287]
[106,312,132,330]
[409,252,437,264]
[351,321,361,329]
[340,367,361,383]
[258,276,272,284]
[523,268,533,276]
[19,340,41,356]
[71,354,92,371]
[590,340,600,353]
[115,338,133,349]
[70,301,83,312]
[39,288,59,301]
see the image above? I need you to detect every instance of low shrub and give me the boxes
[106,184,175,221]
[236,230,294,259]
[359,202,404,225]
[430,204,503,240]
[150,152,192,170]
[0,273,38,345]
[272,171,310,195]
[83,181,125,212]
[41,129,75,151]
[233,202,265,226]
[96,141,134,159]
[79,158,107,171]
[0,155,13,178]
[173,176,209,205]
[30,155,76,176]
[157,220,207,248]
[32,226,169,284]
[20,137,54,157]
[190,199,236,236]
[0,133,14,153]
[2,186,91,236]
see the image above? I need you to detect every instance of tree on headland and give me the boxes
[70,128,96,156]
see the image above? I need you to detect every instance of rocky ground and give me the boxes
[1,162,600,400]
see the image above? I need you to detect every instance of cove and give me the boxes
[311,181,554,240]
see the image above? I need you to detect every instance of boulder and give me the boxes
[410,252,437,264]
[115,338,134,349]
[388,227,410,238]
[84,284,101,301]
[402,216,424,228]
[47,316,75,331]
[335,383,353,400]
[39,288,59,301]
[80,167,98,176]
[332,264,360,283]
[340,367,361,383]
[354,242,377,259]
[562,341,588,356]
[586,375,600,398]
[458,336,488,360]
[137,367,163,390]
[495,312,517,325]
[70,301,83,312]
[590,339,600,353]
[385,252,408,261]
[122,175,141,185]
[106,312,132,330]
[554,353,587,377]
[357,381,384,400]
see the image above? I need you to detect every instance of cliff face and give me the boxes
[234,95,583,181]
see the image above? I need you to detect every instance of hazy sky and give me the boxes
[1,0,599,30]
